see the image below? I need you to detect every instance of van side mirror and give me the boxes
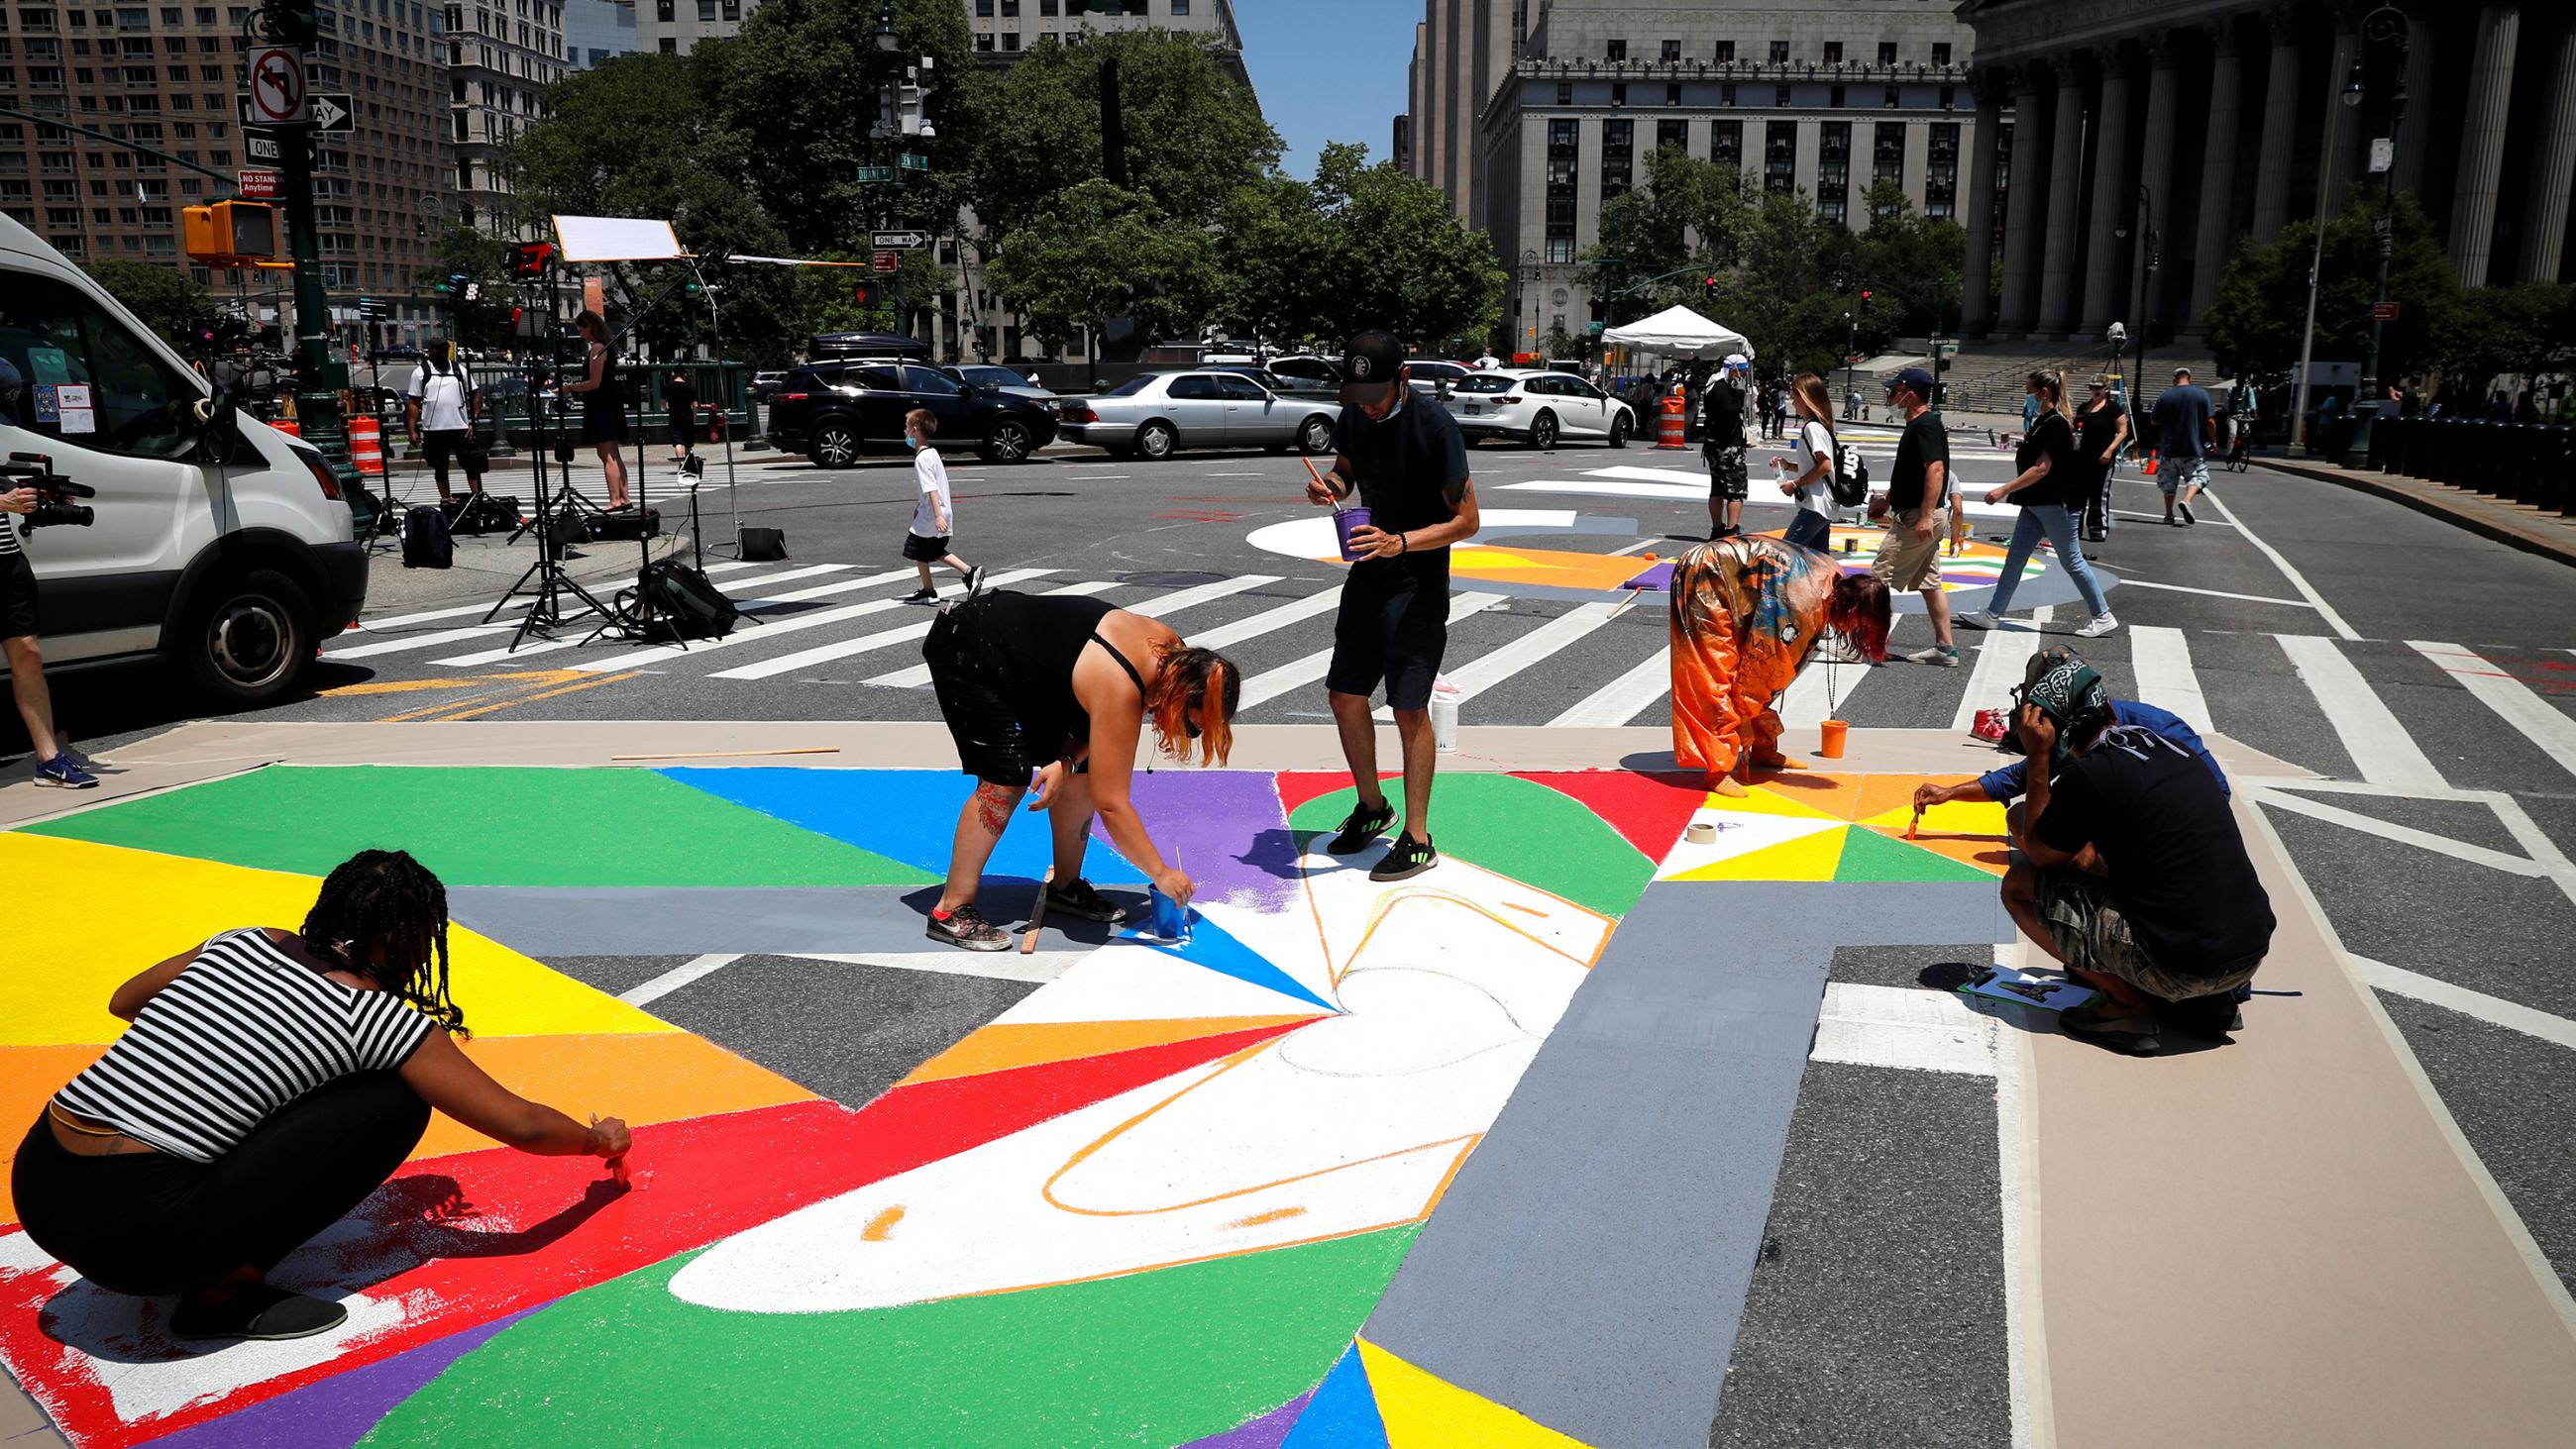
[191,391,243,460]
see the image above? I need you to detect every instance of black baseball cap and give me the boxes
[1341,330,1403,409]
[1883,366,1934,398]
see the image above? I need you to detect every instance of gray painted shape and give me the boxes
[1361,879,2009,1449]
[448,881,1130,958]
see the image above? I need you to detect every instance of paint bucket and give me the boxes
[1334,505,1374,563]
[1148,886,1192,943]
[1819,718,1849,759]
[1684,820,1717,845]
[1429,674,1461,752]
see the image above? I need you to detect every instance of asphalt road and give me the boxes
[17,421,2576,1442]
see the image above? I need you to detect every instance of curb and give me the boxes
[2256,458,2576,569]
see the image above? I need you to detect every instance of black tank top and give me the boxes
[977,593,1141,755]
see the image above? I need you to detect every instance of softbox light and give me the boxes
[553,215,685,263]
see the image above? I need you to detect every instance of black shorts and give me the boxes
[1706,447,1749,502]
[902,532,951,563]
[924,599,1037,786]
[1326,563,1449,712]
[0,549,36,640]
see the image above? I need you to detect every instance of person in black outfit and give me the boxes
[919,592,1242,950]
[662,367,698,466]
[1306,329,1480,883]
[1700,372,1749,539]
[2072,375,2127,542]
[565,310,631,510]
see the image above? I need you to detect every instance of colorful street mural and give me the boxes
[0,762,2005,1446]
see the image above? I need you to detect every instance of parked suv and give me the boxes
[766,359,1060,466]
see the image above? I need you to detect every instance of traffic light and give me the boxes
[433,272,466,296]
[1860,288,1873,306]
[182,201,276,264]
[1702,276,1718,303]
[268,0,319,46]
[507,241,556,279]
[852,279,883,308]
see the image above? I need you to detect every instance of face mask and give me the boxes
[906,435,922,451]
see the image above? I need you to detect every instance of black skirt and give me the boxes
[580,395,628,446]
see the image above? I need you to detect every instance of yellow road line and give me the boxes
[325,670,579,698]
[432,671,644,721]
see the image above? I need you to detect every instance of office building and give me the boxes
[1403,0,1527,230]
[0,0,453,347]
[1955,0,2576,343]
[445,0,568,234]
[563,0,633,68]
[631,0,744,55]
[963,0,1244,86]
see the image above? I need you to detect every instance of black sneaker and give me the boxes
[170,1286,348,1342]
[1369,834,1439,881]
[1325,798,1396,855]
[1045,877,1128,924]
[2060,996,2161,1055]
[2178,501,2198,525]
[964,565,988,597]
[903,588,938,606]
[925,902,1012,952]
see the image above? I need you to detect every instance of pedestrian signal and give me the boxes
[182,201,276,264]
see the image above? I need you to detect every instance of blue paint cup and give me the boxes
[1333,505,1374,563]
[1148,886,1191,942]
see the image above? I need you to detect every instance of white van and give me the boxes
[1,215,365,704]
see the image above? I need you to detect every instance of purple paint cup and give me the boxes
[1334,505,1374,563]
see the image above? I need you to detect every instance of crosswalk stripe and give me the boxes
[1951,608,2052,732]
[2407,642,2576,781]
[1778,640,1880,731]
[1408,600,1625,712]
[1249,591,1506,712]
[2127,626,2211,730]
[421,568,915,669]
[1170,582,1344,652]
[712,580,1120,681]
[561,567,1056,673]
[1550,646,1671,727]
[330,564,860,660]
[861,573,1282,689]
[2277,633,2447,790]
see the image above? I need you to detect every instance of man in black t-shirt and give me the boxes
[1868,368,1960,668]
[2003,659,2276,1054]
[1700,374,1748,539]
[1306,329,1480,882]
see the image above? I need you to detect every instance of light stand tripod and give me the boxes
[481,265,614,651]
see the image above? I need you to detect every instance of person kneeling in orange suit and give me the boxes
[1669,535,1892,794]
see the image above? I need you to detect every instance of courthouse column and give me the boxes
[2081,48,2137,336]
[2519,12,2576,283]
[2037,57,2091,335]
[2249,9,2303,244]
[1998,63,2050,333]
[2319,5,2363,217]
[2447,3,2521,287]
[2389,3,2437,199]
[2132,34,2183,336]
[2190,24,2249,328]
[1962,74,2003,334]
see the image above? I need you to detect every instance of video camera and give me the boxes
[2,453,97,530]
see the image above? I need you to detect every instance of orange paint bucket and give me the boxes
[1818,718,1849,759]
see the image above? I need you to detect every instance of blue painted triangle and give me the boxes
[1126,911,1338,1013]
[658,767,1147,886]
[1279,1343,1389,1449]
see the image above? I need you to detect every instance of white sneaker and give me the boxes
[1955,609,2001,631]
[2075,613,2120,638]
[1908,644,1962,668]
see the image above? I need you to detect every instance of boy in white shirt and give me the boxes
[903,409,983,604]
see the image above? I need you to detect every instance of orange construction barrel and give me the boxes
[1658,390,1689,450]
[346,415,384,477]
[269,419,301,438]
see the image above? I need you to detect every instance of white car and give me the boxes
[1443,368,1637,449]
[1057,370,1341,461]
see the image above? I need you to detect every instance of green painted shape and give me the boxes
[1831,826,1996,883]
[20,765,934,887]
[362,1227,1420,1448]
[1288,774,1653,918]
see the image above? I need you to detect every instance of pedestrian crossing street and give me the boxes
[327,557,2576,791]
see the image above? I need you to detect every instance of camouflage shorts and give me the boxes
[2032,867,2259,1003]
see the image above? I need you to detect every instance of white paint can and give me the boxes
[1429,675,1461,751]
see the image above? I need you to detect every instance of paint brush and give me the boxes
[591,1114,631,1190]
[1021,865,1053,955]
[1908,804,1923,841]
[1303,456,1344,512]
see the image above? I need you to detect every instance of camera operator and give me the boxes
[404,341,484,504]
[0,358,98,789]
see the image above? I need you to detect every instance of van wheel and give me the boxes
[183,568,313,705]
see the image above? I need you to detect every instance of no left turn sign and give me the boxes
[247,46,307,126]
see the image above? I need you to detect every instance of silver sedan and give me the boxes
[1057,370,1341,461]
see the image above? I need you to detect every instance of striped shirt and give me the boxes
[2,513,21,557]
[54,927,435,1164]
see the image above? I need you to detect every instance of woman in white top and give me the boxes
[12,850,631,1342]
[1772,372,1840,554]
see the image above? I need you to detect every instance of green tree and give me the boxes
[2431,282,2576,402]
[1212,175,1341,349]
[1310,144,1504,354]
[985,179,1218,351]
[1580,148,1757,322]
[2205,197,2455,400]
[83,258,215,345]
[413,227,514,350]
[1853,181,1966,340]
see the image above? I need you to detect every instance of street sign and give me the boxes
[854,165,894,183]
[246,132,280,162]
[872,252,901,273]
[1585,321,1604,335]
[899,154,929,172]
[236,168,280,200]
[310,92,354,133]
[872,231,930,250]
[245,46,307,126]
[2371,301,2401,322]
[2369,138,2394,175]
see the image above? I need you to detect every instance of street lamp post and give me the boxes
[2114,183,2157,405]
[2344,6,2411,467]
[2292,57,2366,456]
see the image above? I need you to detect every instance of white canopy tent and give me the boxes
[1601,305,1756,362]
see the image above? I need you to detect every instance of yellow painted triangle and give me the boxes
[1858,796,2009,837]
[1668,826,1849,881]
[1701,786,1843,821]
[0,832,672,1045]
[1356,1337,1594,1448]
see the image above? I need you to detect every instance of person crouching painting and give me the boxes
[1669,536,1891,793]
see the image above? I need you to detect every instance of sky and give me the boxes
[1234,0,1418,180]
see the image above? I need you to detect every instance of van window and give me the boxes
[0,273,201,459]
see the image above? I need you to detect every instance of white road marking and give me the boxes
[2407,642,2576,783]
[330,564,863,661]
[1808,982,2001,1077]
[1380,599,1623,716]
[1951,608,2052,732]
[619,953,742,1007]
[713,580,1119,681]
[2127,625,2212,730]
[562,568,1056,673]
[424,569,916,669]
[1778,636,1887,731]
[861,573,1279,689]
[2274,633,2447,790]
[2250,787,2550,879]
[2112,577,2312,608]
[1245,591,1504,711]
[1995,1024,2038,1449]
[1168,582,1344,652]
[1549,647,1673,727]
[2355,956,2576,1051]
[2200,489,2360,640]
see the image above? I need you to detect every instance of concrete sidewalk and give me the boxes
[2256,456,2576,567]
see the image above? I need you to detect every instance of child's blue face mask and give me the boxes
[906,435,922,451]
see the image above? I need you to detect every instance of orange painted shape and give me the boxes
[900,1015,1326,1087]
[1746,771,1868,820]
[0,1043,107,1227]
[1447,545,1661,592]
[413,1031,817,1161]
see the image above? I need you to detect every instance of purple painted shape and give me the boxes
[1121,771,1301,911]
[1182,1392,1315,1449]
[141,1307,537,1449]
[1624,561,1674,592]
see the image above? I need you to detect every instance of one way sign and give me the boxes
[871,231,930,250]
[239,90,353,132]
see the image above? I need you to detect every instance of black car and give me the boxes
[766,359,1060,466]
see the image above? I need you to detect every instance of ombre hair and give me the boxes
[2026,368,2071,422]
[1148,642,1241,767]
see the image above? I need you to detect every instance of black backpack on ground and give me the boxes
[401,504,452,569]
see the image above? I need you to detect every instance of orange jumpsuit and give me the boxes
[1668,536,1839,776]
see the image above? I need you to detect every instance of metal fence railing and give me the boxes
[2371,417,2574,516]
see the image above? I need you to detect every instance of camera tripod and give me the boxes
[480,340,615,651]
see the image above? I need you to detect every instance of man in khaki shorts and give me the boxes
[1869,367,1959,667]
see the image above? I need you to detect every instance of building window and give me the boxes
[1711,119,1741,172]
[1933,43,1951,67]
[1664,81,1680,106]
[1719,83,1734,107]
[696,0,712,20]
[1818,121,1849,224]
[1556,81,1570,105]
[1768,40,1787,65]
[1600,117,1632,198]
[1001,0,1018,14]
[1925,122,1959,219]
[1764,120,1795,194]
[656,36,673,51]
[1940,85,1955,110]
[1040,0,1056,13]
[1657,118,1685,155]
[1878,42,1897,67]
[1715,41,1733,64]
[654,0,669,19]
[1170,0,1188,13]
[1829,85,1844,108]
[974,0,992,14]
[1604,39,1624,61]
[1823,42,1841,65]
[1610,81,1624,106]
[1546,116,1578,262]
[974,32,992,50]
[1874,121,1904,189]
[1003,31,1018,49]
[1659,40,1677,62]
[1774,83,1789,107]
[1883,87,1900,110]
[1992,120,2012,241]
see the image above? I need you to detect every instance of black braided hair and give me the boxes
[300,849,467,1037]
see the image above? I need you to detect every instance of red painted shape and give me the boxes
[0,1024,1314,1448]
[1275,770,1391,819]
[1513,770,1708,861]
